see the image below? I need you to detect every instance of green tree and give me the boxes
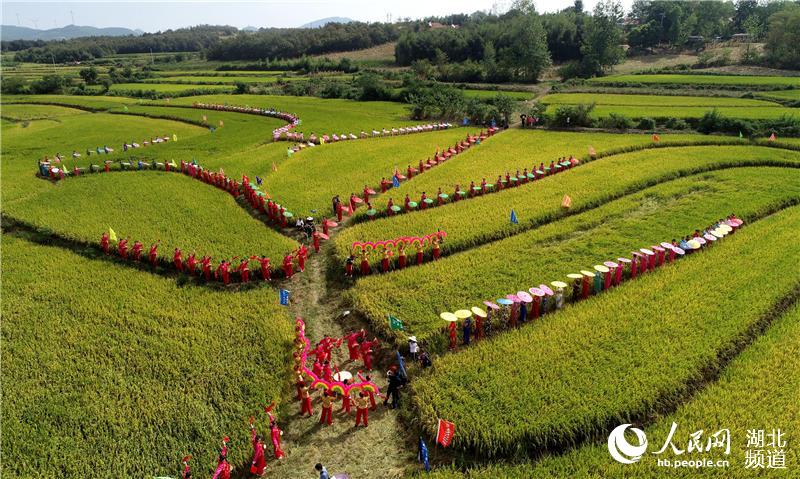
[764,5,800,69]
[499,10,551,82]
[580,0,625,76]
[492,94,516,125]
[79,66,99,85]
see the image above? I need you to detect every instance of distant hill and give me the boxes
[241,26,259,32]
[1,24,142,41]
[300,17,354,29]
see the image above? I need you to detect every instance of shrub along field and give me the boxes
[348,166,800,348]
[110,82,235,94]
[587,74,800,88]
[335,145,800,264]
[541,93,797,119]
[1,235,294,478]
[410,205,800,456]
[422,300,800,478]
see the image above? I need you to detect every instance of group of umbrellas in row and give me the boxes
[437,217,744,346]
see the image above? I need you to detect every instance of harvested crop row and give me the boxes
[410,205,800,456]
[349,167,800,347]
[335,145,800,266]
[0,235,294,478]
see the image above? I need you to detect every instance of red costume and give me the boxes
[270,422,285,460]
[313,233,320,253]
[238,259,250,283]
[360,340,377,371]
[131,241,143,261]
[355,393,369,427]
[581,276,591,299]
[201,256,212,281]
[297,245,307,272]
[118,238,129,259]
[250,427,266,476]
[149,242,159,267]
[300,387,313,416]
[216,260,230,285]
[448,322,457,350]
[283,253,294,278]
[186,253,196,275]
[336,202,343,222]
[173,249,183,271]
[100,233,110,255]
[345,331,364,361]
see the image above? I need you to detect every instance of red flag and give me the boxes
[652,134,660,142]
[769,133,776,142]
[436,419,455,447]
[562,195,572,209]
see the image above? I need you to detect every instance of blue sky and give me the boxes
[2,0,634,31]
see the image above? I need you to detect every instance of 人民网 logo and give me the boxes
[608,424,649,464]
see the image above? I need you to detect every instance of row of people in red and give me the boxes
[345,238,442,277]
[99,232,308,283]
[180,404,285,479]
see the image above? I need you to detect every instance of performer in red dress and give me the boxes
[131,241,143,262]
[249,420,266,476]
[173,248,183,272]
[238,258,250,283]
[201,256,212,281]
[118,238,129,259]
[185,252,196,275]
[100,232,110,255]
[283,252,294,279]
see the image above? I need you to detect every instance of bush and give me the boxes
[234,81,249,94]
[697,109,724,134]
[30,74,66,94]
[552,103,595,127]
[664,117,689,130]
[599,113,634,130]
[1,76,29,94]
[636,117,656,130]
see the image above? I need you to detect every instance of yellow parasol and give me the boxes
[440,312,458,322]
[470,306,487,318]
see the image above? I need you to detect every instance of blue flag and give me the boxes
[279,289,290,306]
[392,175,400,188]
[256,176,262,186]
[510,209,518,225]
[418,437,430,472]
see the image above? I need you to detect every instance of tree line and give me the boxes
[6,25,236,63]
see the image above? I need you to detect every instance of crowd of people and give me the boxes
[98,230,315,284]
[281,122,454,154]
[179,404,285,479]
[191,102,300,142]
[438,215,743,350]
[344,232,446,276]
[381,153,579,220]
[36,135,176,179]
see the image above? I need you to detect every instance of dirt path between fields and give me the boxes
[269,236,418,479]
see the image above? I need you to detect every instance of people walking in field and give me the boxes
[131,240,143,262]
[249,419,267,476]
[283,251,295,278]
[173,248,183,272]
[269,416,285,460]
[201,255,212,281]
[101,232,110,255]
[355,392,369,427]
[118,237,129,259]
[320,390,334,426]
[299,383,313,417]
[149,241,160,267]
